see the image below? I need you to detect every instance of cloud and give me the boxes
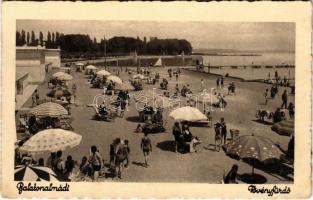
[17,20,295,51]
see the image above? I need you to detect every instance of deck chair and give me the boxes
[93,106,101,118]
[60,121,73,130]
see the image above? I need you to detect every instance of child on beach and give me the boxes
[264,88,269,105]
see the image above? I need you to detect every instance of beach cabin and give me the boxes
[44,48,61,69]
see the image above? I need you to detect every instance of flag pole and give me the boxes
[104,35,107,70]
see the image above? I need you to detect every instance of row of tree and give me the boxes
[16,30,192,55]
[16,30,63,48]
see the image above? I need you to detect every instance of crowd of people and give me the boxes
[15,63,295,184]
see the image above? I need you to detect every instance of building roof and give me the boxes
[16,46,45,50]
[191,55,203,61]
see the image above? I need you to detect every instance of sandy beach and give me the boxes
[17,65,294,183]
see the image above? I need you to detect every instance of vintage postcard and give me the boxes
[1,1,311,198]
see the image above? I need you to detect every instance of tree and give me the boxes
[55,32,60,47]
[26,32,30,45]
[47,32,52,48]
[52,32,55,47]
[16,31,22,46]
[30,31,36,46]
[21,30,26,46]
[39,31,43,46]
[59,34,94,52]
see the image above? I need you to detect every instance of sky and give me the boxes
[17,20,295,52]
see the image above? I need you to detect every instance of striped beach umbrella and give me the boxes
[15,165,60,181]
[19,129,82,153]
[29,102,68,117]
[114,82,134,91]
[107,75,123,84]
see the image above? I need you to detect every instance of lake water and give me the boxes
[196,52,295,80]
[201,52,294,66]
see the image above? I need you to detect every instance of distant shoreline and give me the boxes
[191,53,262,56]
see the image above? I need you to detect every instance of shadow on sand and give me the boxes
[126,116,140,123]
[203,144,219,152]
[252,119,273,126]
[242,158,294,182]
[156,140,176,152]
[240,173,267,184]
[132,161,147,168]
[156,140,191,154]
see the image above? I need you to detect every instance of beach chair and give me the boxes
[230,129,240,140]
[59,116,74,130]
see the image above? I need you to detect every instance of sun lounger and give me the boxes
[59,118,74,130]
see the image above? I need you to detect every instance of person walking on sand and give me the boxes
[216,77,220,88]
[281,90,288,109]
[220,117,227,144]
[200,79,204,92]
[221,76,224,88]
[141,132,152,167]
[264,88,269,105]
[214,123,222,152]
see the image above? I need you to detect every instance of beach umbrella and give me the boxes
[271,120,294,137]
[76,62,84,66]
[29,102,68,117]
[52,72,73,81]
[47,88,71,98]
[86,65,98,70]
[107,75,123,84]
[114,82,134,91]
[96,70,111,77]
[52,72,67,78]
[15,165,60,181]
[132,74,146,80]
[224,134,284,173]
[57,73,73,81]
[20,129,82,153]
[169,106,207,121]
[195,93,220,104]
